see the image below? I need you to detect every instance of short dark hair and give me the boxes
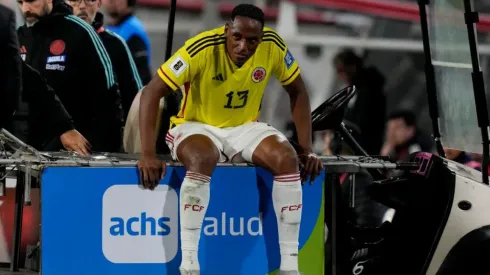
[388,110,417,127]
[231,4,265,27]
[333,49,363,69]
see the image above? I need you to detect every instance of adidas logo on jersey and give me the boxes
[212,74,224,81]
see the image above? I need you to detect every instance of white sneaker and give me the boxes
[179,268,200,275]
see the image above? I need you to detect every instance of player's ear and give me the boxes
[224,22,230,34]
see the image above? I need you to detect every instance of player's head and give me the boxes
[66,0,100,24]
[18,0,53,26]
[225,4,265,66]
[333,49,364,85]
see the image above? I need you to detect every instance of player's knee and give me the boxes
[178,135,220,175]
[185,150,219,173]
[271,149,299,175]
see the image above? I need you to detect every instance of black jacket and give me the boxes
[17,1,123,152]
[20,62,75,149]
[1,4,74,149]
[93,12,142,119]
[0,4,20,130]
[344,67,387,155]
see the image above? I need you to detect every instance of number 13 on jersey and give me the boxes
[224,90,249,109]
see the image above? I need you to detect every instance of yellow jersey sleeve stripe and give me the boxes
[186,33,225,53]
[157,67,179,90]
[262,37,286,52]
[263,31,286,47]
[281,67,300,85]
[189,39,226,57]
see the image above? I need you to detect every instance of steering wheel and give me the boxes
[312,85,357,131]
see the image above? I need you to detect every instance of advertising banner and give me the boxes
[41,166,324,275]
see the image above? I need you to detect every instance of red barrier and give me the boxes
[0,188,40,265]
[137,0,490,32]
[137,0,334,24]
[289,0,490,32]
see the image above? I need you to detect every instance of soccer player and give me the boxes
[137,4,322,275]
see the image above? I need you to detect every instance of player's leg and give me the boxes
[233,123,302,273]
[166,123,223,274]
[253,135,302,273]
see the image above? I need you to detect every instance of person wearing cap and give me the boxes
[102,0,152,85]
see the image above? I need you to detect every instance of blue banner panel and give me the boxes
[41,166,323,275]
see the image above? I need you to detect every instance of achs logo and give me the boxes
[47,55,66,63]
[251,67,266,83]
[102,185,178,263]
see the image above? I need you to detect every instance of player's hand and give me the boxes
[60,130,91,155]
[299,152,323,184]
[137,155,166,190]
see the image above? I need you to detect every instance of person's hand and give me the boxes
[60,130,91,155]
[298,152,323,184]
[137,155,166,190]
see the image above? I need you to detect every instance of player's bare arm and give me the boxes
[137,76,171,190]
[284,74,323,182]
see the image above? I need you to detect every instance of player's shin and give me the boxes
[179,171,211,272]
[273,172,303,272]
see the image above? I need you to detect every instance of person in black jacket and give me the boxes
[334,49,387,155]
[66,0,142,120]
[0,3,90,154]
[0,3,20,130]
[17,0,123,152]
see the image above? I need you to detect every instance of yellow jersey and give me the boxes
[157,26,301,128]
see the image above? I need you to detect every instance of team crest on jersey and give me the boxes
[50,40,65,55]
[252,67,266,83]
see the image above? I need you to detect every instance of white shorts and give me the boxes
[165,121,287,162]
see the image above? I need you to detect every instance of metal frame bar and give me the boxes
[284,35,490,54]
[157,0,179,155]
[463,0,490,185]
[417,0,445,158]
[10,170,24,272]
[0,159,410,169]
[1,149,416,274]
